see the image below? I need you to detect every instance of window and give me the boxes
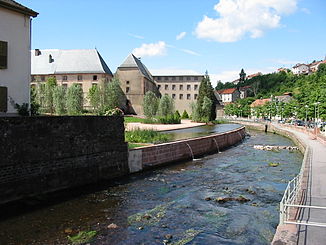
[78,75,83,81]
[0,86,8,112]
[187,84,191,90]
[172,94,176,99]
[31,76,35,82]
[179,77,183,81]
[165,84,169,90]
[157,77,161,80]
[179,94,183,100]
[179,85,183,90]
[194,85,198,90]
[62,84,68,89]
[172,77,176,81]
[194,77,198,81]
[187,94,191,100]
[0,41,7,69]
[77,83,83,88]
[158,85,161,89]
[187,77,191,81]
[172,85,176,90]
[93,75,98,81]
[126,81,130,84]
[41,76,45,82]
[62,75,67,81]
[194,94,198,100]
[126,87,130,93]
[164,77,168,81]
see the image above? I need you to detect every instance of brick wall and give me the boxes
[129,127,245,172]
[0,116,128,204]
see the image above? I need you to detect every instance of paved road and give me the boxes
[273,124,326,245]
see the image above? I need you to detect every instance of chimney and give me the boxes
[49,54,53,63]
[35,49,41,56]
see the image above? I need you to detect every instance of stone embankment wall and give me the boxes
[129,126,246,173]
[0,116,128,205]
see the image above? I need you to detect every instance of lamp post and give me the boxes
[305,105,308,127]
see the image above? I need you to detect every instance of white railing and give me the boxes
[279,147,326,227]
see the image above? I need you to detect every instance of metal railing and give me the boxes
[279,146,326,227]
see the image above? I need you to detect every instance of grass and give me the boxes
[125,129,171,144]
[67,230,97,245]
[124,116,146,123]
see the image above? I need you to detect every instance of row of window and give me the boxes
[167,94,198,100]
[32,75,106,82]
[158,84,198,91]
[155,76,201,81]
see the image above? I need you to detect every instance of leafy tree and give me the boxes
[44,77,57,114]
[88,84,101,112]
[158,94,174,117]
[53,85,66,115]
[201,96,213,122]
[317,63,326,76]
[103,77,124,111]
[66,84,83,115]
[143,91,159,118]
[190,102,200,122]
[197,74,217,121]
[30,86,40,116]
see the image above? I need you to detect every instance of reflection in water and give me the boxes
[0,130,302,245]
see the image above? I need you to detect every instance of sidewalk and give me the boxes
[273,124,326,245]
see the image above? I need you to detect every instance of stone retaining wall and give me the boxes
[0,116,128,204]
[128,126,245,172]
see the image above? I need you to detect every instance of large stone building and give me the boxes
[31,49,113,107]
[116,54,160,115]
[153,75,204,114]
[0,0,38,114]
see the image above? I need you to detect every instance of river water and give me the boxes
[0,129,302,245]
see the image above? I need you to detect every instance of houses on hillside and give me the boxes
[0,0,38,115]
[291,59,326,75]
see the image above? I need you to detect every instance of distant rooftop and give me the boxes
[218,88,238,94]
[31,49,113,75]
[0,0,38,17]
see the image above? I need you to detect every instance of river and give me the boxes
[0,129,302,245]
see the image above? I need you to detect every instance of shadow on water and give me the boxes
[0,129,302,245]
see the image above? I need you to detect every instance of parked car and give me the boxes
[291,120,305,126]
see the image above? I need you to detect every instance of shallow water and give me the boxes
[0,130,302,245]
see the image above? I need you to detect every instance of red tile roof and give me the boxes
[218,88,237,94]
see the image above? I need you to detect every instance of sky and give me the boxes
[20,0,326,86]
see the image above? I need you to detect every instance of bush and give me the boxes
[157,113,181,124]
[15,103,29,116]
[181,110,189,119]
[125,129,170,144]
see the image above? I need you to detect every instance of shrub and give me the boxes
[15,103,29,116]
[157,113,181,124]
[125,129,170,144]
[181,110,189,119]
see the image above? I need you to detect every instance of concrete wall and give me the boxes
[0,116,128,204]
[0,7,32,114]
[128,126,245,172]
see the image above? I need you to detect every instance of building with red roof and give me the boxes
[217,88,240,103]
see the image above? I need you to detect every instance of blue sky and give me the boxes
[20,0,326,85]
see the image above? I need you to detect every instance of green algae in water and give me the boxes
[171,229,202,245]
[128,202,173,226]
[268,162,280,167]
[67,230,97,245]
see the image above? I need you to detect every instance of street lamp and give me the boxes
[305,105,308,127]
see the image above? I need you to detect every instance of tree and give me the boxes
[104,77,124,111]
[158,94,174,117]
[201,96,213,122]
[181,110,189,119]
[197,73,217,121]
[53,86,66,115]
[317,63,326,76]
[143,91,159,118]
[66,84,83,115]
[88,84,101,112]
[44,77,57,114]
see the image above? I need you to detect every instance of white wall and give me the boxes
[0,8,31,114]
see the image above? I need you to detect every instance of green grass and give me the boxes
[124,116,146,123]
[125,129,171,144]
[67,230,97,245]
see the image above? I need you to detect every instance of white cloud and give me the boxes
[176,32,187,40]
[133,41,167,57]
[195,0,298,42]
[128,33,145,39]
[180,48,201,56]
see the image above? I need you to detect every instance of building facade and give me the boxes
[217,88,240,103]
[153,75,204,114]
[0,0,38,114]
[292,63,310,75]
[31,49,113,108]
[116,54,160,115]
